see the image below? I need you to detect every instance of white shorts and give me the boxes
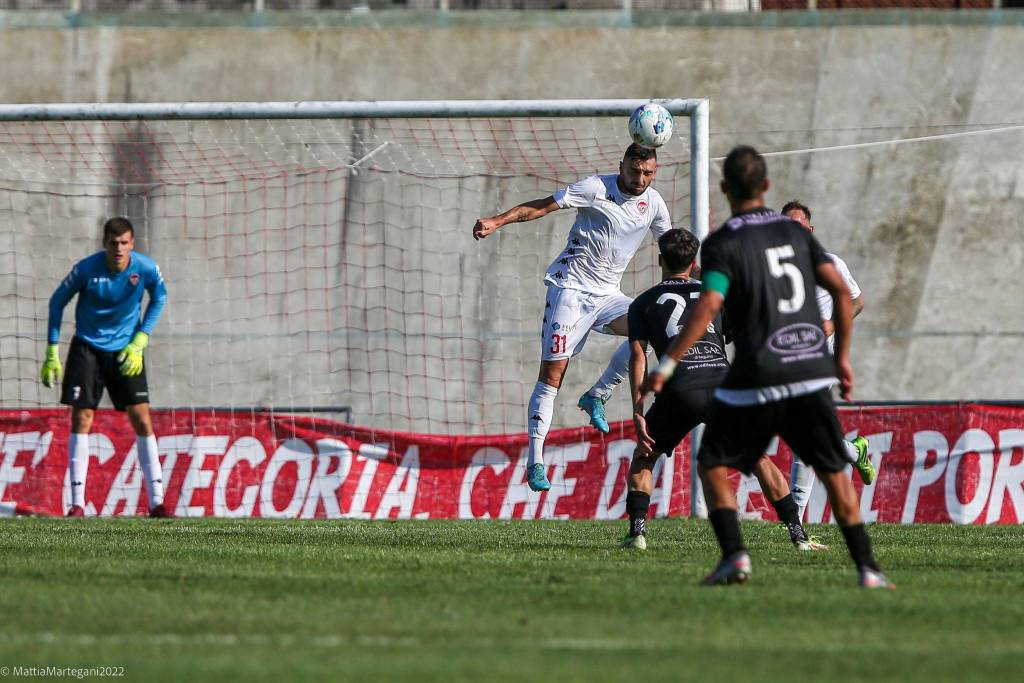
[541,286,632,360]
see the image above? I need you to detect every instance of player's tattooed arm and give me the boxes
[472,196,560,240]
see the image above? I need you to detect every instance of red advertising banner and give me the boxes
[1,405,1022,523]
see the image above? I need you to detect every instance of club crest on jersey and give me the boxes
[129,273,140,286]
[637,200,648,215]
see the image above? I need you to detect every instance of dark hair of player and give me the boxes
[103,217,134,239]
[623,143,657,163]
[780,200,811,221]
[722,145,767,200]
[657,228,700,273]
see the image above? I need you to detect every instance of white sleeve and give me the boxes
[830,254,862,300]
[649,193,673,238]
[553,175,601,209]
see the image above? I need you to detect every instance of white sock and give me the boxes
[68,433,90,508]
[527,382,558,467]
[842,439,860,465]
[587,340,631,401]
[790,458,816,520]
[137,434,164,508]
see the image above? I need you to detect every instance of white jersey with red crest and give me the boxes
[544,174,671,296]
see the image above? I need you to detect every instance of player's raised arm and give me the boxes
[472,196,560,240]
[816,260,854,400]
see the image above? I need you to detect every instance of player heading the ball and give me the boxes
[473,144,675,493]
[41,217,171,518]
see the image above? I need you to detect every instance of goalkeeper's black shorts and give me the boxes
[61,337,150,411]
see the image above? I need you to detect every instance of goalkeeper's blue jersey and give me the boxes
[48,251,168,352]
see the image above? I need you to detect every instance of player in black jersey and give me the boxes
[641,146,892,589]
[623,229,826,552]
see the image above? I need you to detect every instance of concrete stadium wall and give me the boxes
[1,12,1022,432]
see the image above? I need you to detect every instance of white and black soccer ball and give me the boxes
[628,103,674,149]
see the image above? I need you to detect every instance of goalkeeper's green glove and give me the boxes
[40,344,62,388]
[117,331,149,377]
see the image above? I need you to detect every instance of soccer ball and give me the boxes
[628,104,674,149]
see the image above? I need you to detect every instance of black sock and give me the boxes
[708,508,746,559]
[841,523,880,572]
[771,493,807,541]
[626,490,650,537]
[771,493,801,527]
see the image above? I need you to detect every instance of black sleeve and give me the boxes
[720,310,733,345]
[627,296,648,343]
[700,232,733,281]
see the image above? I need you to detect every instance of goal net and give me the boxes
[0,100,708,435]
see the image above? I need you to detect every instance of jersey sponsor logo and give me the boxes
[129,273,140,286]
[767,323,826,355]
[683,340,727,365]
[549,321,578,334]
[637,200,648,215]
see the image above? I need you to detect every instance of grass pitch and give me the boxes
[0,518,1021,682]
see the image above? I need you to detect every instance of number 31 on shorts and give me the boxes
[549,334,568,355]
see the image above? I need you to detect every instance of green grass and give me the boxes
[0,519,1021,682]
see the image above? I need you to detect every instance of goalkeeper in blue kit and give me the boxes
[40,218,170,517]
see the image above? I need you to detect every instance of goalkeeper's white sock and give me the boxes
[68,433,90,508]
[587,340,631,401]
[137,434,164,508]
[790,458,816,520]
[527,382,558,467]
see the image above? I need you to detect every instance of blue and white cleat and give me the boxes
[577,393,610,434]
[527,463,551,492]
[700,551,752,586]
